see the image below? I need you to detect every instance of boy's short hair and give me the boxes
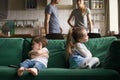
[32,36,48,47]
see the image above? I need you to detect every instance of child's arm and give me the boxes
[38,52,49,58]
[75,43,92,58]
[37,48,49,58]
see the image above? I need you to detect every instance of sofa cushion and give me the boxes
[0,38,24,66]
[47,40,67,68]
[22,38,32,61]
[85,36,117,67]
[0,66,17,80]
[20,68,120,80]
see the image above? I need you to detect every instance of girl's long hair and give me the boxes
[66,27,86,61]
[66,28,74,61]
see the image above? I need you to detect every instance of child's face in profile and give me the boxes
[32,42,42,50]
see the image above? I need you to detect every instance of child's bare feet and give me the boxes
[26,68,38,76]
[17,67,24,76]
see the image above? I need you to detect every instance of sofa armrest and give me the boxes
[103,39,120,69]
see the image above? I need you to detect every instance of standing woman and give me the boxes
[68,0,93,33]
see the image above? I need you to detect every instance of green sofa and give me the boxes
[0,36,120,80]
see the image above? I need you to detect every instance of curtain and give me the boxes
[104,0,109,35]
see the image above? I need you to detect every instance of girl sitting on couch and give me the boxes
[66,27,100,69]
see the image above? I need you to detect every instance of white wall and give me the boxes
[1,0,109,36]
[4,0,72,35]
[7,9,71,35]
[47,0,73,5]
[109,0,118,34]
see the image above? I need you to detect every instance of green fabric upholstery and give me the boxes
[21,68,120,80]
[85,36,117,67]
[47,40,68,68]
[0,38,24,66]
[103,39,120,69]
[23,39,68,68]
[0,37,120,80]
[22,38,32,61]
[0,66,17,80]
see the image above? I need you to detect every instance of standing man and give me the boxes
[44,0,63,39]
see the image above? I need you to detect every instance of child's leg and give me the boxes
[80,62,88,68]
[26,68,38,76]
[26,61,46,76]
[86,57,100,69]
[17,67,25,76]
[18,59,32,76]
[80,58,91,68]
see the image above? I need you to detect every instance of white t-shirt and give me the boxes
[71,7,91,28]
[31,47,49,67]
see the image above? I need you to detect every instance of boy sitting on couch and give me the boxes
[17,36,49,76]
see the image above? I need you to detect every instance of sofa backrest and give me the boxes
[0,38,24,66]
[22,38,32,61]
[85,36,117,67]
[46,40,67,68]
[0,37,116,68]
[23,37,117,68]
